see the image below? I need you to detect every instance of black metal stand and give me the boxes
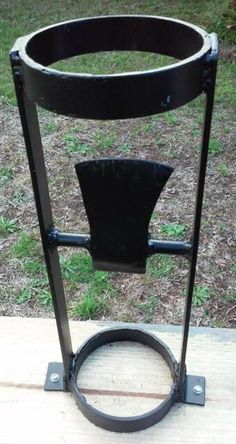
[10,15,218,432]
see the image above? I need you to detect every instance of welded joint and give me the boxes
[203,33,218,92]
[47,227,59,245]
[206,33,219,63]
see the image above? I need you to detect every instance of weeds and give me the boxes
[218,162,230,176]
[137,294,159,323]
[12,233,49,307]
[43,121,58,134]
[64,134,94,154]
[0,217,18,235]
[195,138,222,156]
[60,253,93,283]
[95,131,117,150]
[60,253,116,319]
[191,127,201,137]
[11,189,28,205]
[38,289,52,307]
[208,139,222,156]
[160,223,186,238]
[223,292,236,302]
[23,259,45,275]
[147,255,176,279]
[165,111,178,125]
[118,143,132,154]
[72,270,115,319]
[16,288,32,304]
[231,264,236,274]
[0,167,13,185]
[13,233,39,258]
[193,286,211,307]
[73,292,104,319]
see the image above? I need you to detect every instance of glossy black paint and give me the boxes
[18,15,212,119]
[69,327,178,432]
[10,15,218,433]
[75,158,173,273]
[47,228,192,257]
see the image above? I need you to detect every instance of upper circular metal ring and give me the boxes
[69,327,178,432]
[17,15,212,119]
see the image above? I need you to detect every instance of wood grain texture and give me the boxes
[0,317,235,444]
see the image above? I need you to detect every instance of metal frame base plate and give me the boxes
[184,375,205,406]
[44,362,65,391]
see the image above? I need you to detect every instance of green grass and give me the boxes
[12,232,51,307]
[223,292,236,302]
[37,289,52,307]
[64,134,94,154]
[1,1,236,107]
[16,281,52,307]
[11,189,28,205]
[160,223,186,238]
[0,167,13,185]
[196,138,223,156]
[118,143,132,154]
[72,269,116,319]
[216,61,236,108]
[73,292,104,319]
[43,121,58,134]
[231,264,236,275]
[23,259,45,275]
[0,216,18,235]
[60,252,116,319]
[147,255,176,279]
[193,286,211,307]
[164,111,178,126]
[53,51,175,75]
[218,162,230,176]
[12,248,116,315]
[60,253,94,283]
[13,233,39,258]
[16,288,32,304]
[137,294,159,323]
[208,139,222,156]
[95,131,117,150]
[151,212,158,222]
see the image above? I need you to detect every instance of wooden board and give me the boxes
[0,317,235,444]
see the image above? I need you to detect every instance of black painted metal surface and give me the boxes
[10,14,218,433]
[16,15,212,119]
[75,158,173,273]
[69,327,178,432]
[47,228,192,257]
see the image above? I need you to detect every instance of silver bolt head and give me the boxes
[50,372,60,383]
[193,384,203,395]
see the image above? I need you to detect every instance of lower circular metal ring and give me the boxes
[69,327,178,432]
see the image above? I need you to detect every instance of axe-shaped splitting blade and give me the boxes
[75,158,173,274]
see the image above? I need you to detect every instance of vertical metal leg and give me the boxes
[10,50,73,383]
[178,63,217,393]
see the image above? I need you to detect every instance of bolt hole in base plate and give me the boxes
[184,375,205,406]
[44,362,65,391]
[68,328,178,432]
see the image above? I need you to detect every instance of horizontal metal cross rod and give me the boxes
[48,229,192,258]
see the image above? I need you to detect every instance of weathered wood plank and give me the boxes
[0,317,235,443]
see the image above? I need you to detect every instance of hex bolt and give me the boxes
[193,384,203,395]
[50,372,60,383]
